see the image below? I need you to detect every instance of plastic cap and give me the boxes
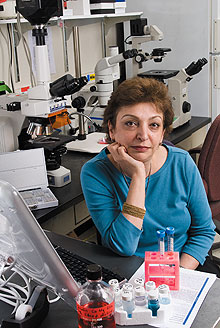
[134,286,145,296]
[157,230,165,238]
[108,279,119,289]
[134,278,144,287]
[148,289,158,300]
[166,227,175,235]
[145,281,156,291]
[86,264,102,280]
[122,290,133,301]
[158,284,169,294]
[122,283,133,292]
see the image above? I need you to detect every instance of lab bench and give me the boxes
[0,229,219,328]
[1,230,218,328]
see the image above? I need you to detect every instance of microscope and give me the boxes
[70,47,138,134]
[168,58,208,128]
[15,0,87,138]
[14,0,88,186]
[139,58,208,128]
[129,19,171,77]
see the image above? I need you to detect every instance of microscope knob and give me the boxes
[135,53,145,63]
[182,101,191,113]
[90,85,97,92]
[72,96,86,109]
[6,102,21,111]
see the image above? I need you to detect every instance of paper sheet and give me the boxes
[129,263,216,328]
[67,132,107,153]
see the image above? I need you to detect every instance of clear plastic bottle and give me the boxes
[134,286,146,306]
[121,290,135,318]
[147,289,160,317]
[158,284,171,305]
[114,287,122,309]
[76,264,116,328]
[122,283,134,296]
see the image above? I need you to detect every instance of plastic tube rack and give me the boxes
[145,251,180,290]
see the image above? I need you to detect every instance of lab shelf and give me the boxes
[0,12,143,26]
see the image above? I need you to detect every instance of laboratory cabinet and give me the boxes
[41,200,91,237]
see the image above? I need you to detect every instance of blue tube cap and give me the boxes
[166,227,175,235]
[156,230,165,238]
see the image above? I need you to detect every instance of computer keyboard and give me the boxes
[53,244,126,285]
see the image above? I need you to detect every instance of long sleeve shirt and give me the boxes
[80,145,215,264]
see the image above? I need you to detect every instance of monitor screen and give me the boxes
[0,179,80,307]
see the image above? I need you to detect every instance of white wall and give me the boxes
[126,0,210,118]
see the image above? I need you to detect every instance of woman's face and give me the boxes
[108,102,165,162]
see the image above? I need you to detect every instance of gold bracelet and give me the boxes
[122,202,146,219]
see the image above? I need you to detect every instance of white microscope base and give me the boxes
[173,112,191,129]
[47,166,71,187]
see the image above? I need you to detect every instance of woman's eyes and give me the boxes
[150,122,160,129]
[125,121,137,127]
[124,121,160,128]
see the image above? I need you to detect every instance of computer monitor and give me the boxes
[0,179,80,307]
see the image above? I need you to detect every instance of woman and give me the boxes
[81,77,217,273]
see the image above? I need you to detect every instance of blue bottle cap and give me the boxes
[156,230,165,238]
[166,227,175,235]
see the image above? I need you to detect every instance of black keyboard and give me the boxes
[53,244,126,285]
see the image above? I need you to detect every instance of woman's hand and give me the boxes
[107,142,145,179]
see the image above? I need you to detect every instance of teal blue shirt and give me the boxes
[80,145,215,264]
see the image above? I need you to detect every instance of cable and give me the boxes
[0,26,13,92]
[48,295,60,304]
[69,111,92,124]
[86,102,98,119]
[6,24,15,93]
[0,27,9,84]
[0,265,31,314]
[124,34,132,45]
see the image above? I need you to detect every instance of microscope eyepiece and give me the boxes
[50,75,88,97]
[185,57,208,76]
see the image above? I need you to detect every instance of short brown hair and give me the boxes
[103,77,174,140]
